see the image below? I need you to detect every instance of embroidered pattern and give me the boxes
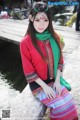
[25,72,38,83]
[43,40,63,75]
[58,63,64,72]
[43,40,54,79]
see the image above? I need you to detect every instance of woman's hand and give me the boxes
[35,78,56,99]
[42,85,56,99]
[53,81,62,95]
[53,69,62,95]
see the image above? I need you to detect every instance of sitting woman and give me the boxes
[20,2,78,120]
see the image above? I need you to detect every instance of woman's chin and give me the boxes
[37,30,45,33]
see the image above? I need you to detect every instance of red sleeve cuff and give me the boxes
[58,64,64,72]
[25,72,38,83]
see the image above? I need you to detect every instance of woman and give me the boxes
[20,2,78,120]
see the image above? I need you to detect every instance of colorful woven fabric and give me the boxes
[35,86,78,120]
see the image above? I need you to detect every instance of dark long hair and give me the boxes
[25,2,62,61]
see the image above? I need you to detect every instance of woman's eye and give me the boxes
[35,19,39,21]
[45,19,49,22]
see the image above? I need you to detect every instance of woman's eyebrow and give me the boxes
[35,17,48,19]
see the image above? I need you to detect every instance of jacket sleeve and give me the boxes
[58,53,64,72]
[55,32,64,72]
[20,40,39,83]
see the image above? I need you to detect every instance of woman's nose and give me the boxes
[40,21,44,26]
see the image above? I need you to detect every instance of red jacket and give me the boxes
[20,35,64,83]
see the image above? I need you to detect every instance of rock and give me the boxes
[10,84,46,120]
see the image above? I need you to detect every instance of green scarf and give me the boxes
[36,30,60,78]
[36,30,71,91]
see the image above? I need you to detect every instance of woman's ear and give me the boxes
[29,15,34,22]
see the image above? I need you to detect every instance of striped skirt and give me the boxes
[35,86,78,120]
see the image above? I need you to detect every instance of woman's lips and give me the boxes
[38,28,44,30]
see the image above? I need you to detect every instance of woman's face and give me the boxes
[33,12,49,33]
